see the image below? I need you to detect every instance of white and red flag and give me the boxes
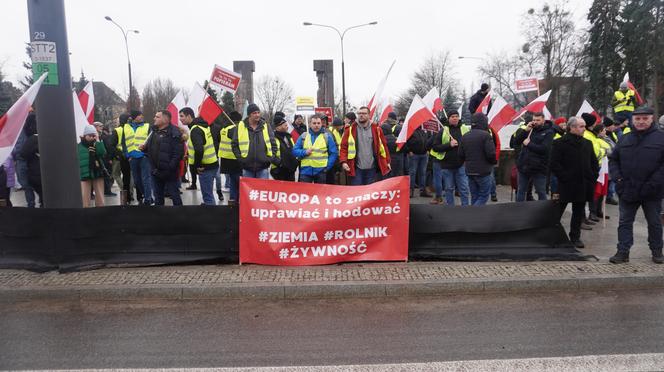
[73,90,91,140]
[509,90,552,123]
[0,73,47,164]
[623,72,644,106]
[199,93,223,124]
[396,95,439,150]
[422,87,444,114]
[167,90,186,125]
[576,100,601,123]
[77,81,95,124]
[486,94,517,133]
[595,157,609,198]
[368,60,396,120]
[378,96,394,124]
[475,93,492,114]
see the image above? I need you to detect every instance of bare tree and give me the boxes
[479,52,534,108]
[255,75,294,124]
[394,50,458,117]
[141,78,179,122]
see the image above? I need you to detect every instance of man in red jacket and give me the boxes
[339,106,391,185]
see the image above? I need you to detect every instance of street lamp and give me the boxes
[105,16,139,110]
[303,21,378,117]
[458,56,484,60]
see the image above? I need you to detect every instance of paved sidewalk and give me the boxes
[2,261,664,301]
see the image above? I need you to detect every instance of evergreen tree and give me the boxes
[585,0,623,114]
[620,0,657,100]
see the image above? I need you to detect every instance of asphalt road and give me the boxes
[2,289,664,370]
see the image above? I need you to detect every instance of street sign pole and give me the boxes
[27,0,82,208]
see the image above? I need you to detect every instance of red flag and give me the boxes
[0,73,47,164]
[576,100,601,123]
[487,94,517,133]
[378,103,394,124]
[77,81,95,124]
[396,95,439,150]
[509,90,551,123]
[422,87,444,114]
[199,96,223,124]
[475,94,492,114]
[623,73,644,105]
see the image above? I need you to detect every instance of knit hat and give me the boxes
[447,109,459,117]
[332,118,343,126]
[470,112,488,129]
[229,111,242,122]
[619,82,628,90]
[345,112,356,121]
[82,125,97,136]
[480,83,490,91]
[554,117,566,126]
[581,113,597,126]
[272,116,287,127]
[246,103,260,116]
[130,110,142,119]
[388,112,397,120]
[602,117,615,127]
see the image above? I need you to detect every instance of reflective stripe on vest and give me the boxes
[115,127,123,151]
[332,128,342,151]
[123,123,149,153]
[347,126,387,160]
[584,130,605,163]
[237,121,273,159]
[614,90,635,112]
[187,124,218,165]
[272,135,295,169]
[218,124,237,160]
[430,124,470,160]
[301,132,329,168]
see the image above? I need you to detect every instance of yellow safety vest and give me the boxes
[236,121,273,158]
[218,124,237,160]
[271,134,294,169]
[614,90,635,112]
[331,128,342,151]
[430,124,470,160]
[554,133,562,140]
[187,124,218,165]
[122,123,150,153]
[301,132,329,168]
[584,130,605,163]
[346,125,387,160]
[115,126,124,151]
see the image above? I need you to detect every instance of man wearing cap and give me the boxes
[271,115,298,181]
[380,112,404,178]
[468,83,492,115]
[608,106,664,264]
[339,106,391,185]
[430,109,470,205]
[231,103,279,180]
[612,82,637,128]
[125,110,153,205]
[293,114,338,184]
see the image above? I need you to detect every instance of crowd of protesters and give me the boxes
[1,81,663,264]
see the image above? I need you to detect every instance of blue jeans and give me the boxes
[242,168,270,179]
[434,163,470,206]
[490,168,497,197]
[351,168,377,186]
[468,174,492,206]
[214,168,222,192]
[408,154,428,191]
[387,153,404,177]
[550,175,559,194]
[608,180,616,199]
[130,156,153,204]
[299,172,327,184]
[15,159,36,207]
[516,171,547,202]
[226,172,240,201]
[617,199,663,254]
[197,167,218,205]
[152,176,182,206]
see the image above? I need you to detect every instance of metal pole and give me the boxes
[27,0,82,208]
[341,37,346,117]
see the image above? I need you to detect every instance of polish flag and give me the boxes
[487,94,517,133]
[576,100,601,123]
[368,60,396,120]
[378,102,394,124]
[187,82,207,116]
[167,90,186,125]
[396,95,439,150]
[475,93,492,114]
[594,156,609,198]
[422,87,444,114]
[73,90,91,140]
[199,94,223,124]
[0,73,47,165]
[77,81,95,124]
[509,90,551,123]
[623,72,644,105]
[543,107,553,120]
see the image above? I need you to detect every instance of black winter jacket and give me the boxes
[274,131,299,172]
[144,124,185,181]
[430,123,466,169]
[550,133,599,203]
[609,125,664,202]
[380,119,401,154]
[468,90,492,114]
[231,120,280,172]
[405,127,431,155]
[514,123,554,175]
[458,120,496,176]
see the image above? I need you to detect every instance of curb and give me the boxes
[3,273,664,302]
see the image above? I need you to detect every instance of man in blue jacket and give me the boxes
[608,106,664,264]
[293,114,338,184]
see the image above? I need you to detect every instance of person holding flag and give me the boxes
[468,83,492,115]
[429,109,470,206]
[612,82,637,128]
[185,111,219,206]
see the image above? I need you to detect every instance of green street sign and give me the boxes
[32,62,59,85]
[30,41,59,86]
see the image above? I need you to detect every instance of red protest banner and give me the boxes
[314,107,334,122]
[515,78,539,93]
[209,65,242,93]
[239,176,410,266]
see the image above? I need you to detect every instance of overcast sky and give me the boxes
[2,0,592,109]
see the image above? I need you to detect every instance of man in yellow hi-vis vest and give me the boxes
[230,103,279,179]
[184,107,219,206]
[293,114,338,184]
[612,81,637,128]
[125,110,153,205]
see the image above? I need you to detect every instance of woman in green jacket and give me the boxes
[78,125,107,207]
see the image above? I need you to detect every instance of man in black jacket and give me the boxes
[513,112,554,201]
[406,124,433,198]
[142,110,184,206]
[380,112,404,177]
[550,116,599,248]
[608,106,664,264]
[458,113,496,205]
[231,103,279,179]
[468,83,492,114]
[430,109,470,205]
[271,116,298,181]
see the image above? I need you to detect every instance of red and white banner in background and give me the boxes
[209,65,242,93]
[239,176,410,266]
[314,107,334,122]
[515,77,539,93]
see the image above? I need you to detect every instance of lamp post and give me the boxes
[104,16,139,110]
[303,21,377,117]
